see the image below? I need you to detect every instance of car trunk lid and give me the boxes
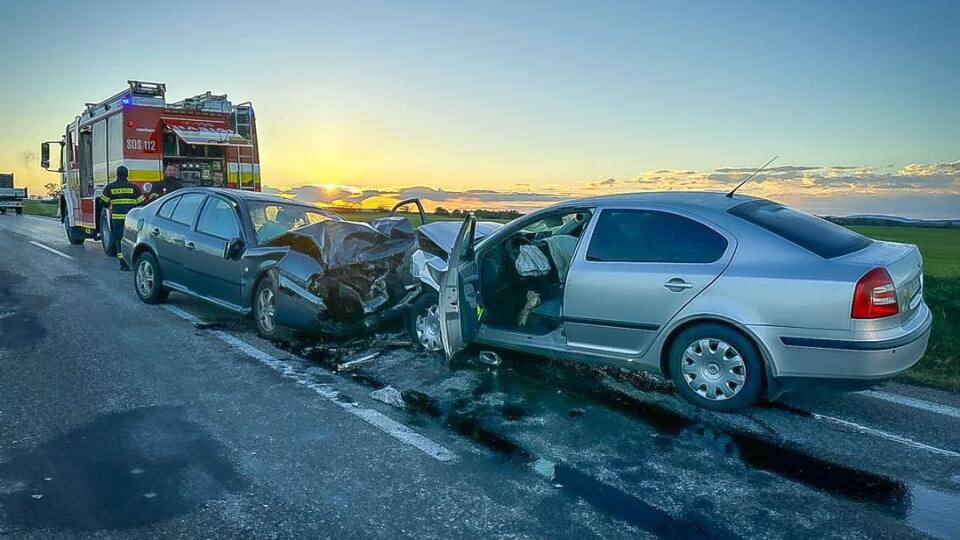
[841,240,924,326]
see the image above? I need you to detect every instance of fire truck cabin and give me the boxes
[44,80,260,245]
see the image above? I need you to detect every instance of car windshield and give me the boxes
[248,202,341,243]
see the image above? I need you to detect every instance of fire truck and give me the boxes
[41,80,261,252]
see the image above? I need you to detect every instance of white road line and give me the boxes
[813,413,960,458]
[859,390,960,420]
[29,241,74,260]
[160,304,457,463]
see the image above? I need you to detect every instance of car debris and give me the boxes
[477,350,503,367]
[369,385,405,408]
[337,351,381,372]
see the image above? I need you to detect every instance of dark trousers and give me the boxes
[110,221,126,267]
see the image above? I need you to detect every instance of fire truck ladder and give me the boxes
[234,103,255,190]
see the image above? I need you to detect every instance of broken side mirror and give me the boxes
[223,238,245,260]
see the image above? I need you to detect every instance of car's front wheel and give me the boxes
[134,251,169,304]
[254,276,290,341]
[405,291,442,352]
[668,323,762,412]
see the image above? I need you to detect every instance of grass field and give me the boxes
[21,200,58,218]
[850,226,960,391]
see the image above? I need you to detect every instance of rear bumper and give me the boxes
[750,302,933,381]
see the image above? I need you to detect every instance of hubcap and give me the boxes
[258,288,276,333]
[415,303,442,351]
[136,260,155,297]
[681,338,746,401]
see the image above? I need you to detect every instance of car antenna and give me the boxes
[725,155,778,198]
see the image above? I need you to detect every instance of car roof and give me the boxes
[174,187,325,208]
[551,191,763,212]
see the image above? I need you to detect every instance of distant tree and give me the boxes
[434,206,450,216]
[44,182,61,199]
[451,208,464,217]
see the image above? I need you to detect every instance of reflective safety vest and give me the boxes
[99,180,145,223]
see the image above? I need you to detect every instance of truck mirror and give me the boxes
[41,143,50,169]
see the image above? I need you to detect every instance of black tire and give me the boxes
[668,323,763,412]
[405,291,442,352]
[64,220,85,245]
[101,213,116,257]
[253,275,290,341]
[15,208,22,215]
[133,251,169,304]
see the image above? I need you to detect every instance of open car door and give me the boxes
[439,214,480,359]
[389,198,428,226]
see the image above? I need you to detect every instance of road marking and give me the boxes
[812,412,960,458]
[29,241,74,260]
[859,390,960,420]
[160,304,457,463]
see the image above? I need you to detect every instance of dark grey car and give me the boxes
[120,188,419,339]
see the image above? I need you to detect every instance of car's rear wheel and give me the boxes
[254,276,290,341]
[405,291,442,352]
[134,251,169,304]
[64,219,85,245]
[668,323,762,412]
[101,213,116,256]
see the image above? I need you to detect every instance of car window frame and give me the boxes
[246,201,342,246]
[156,195,182,221]
[194,194,243,241]
[476,205,595,259]
[168,193,207,228]
[583,206,733,266]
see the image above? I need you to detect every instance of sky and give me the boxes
[1,0,958,218]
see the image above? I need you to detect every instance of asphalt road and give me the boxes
[1,213,959,539]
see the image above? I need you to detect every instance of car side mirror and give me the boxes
[223,238,245,260]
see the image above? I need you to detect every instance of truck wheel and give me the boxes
[101,213,116,256]
[0,208,6,215]
[254,276,290,342]
[15,208,22,215]
[668,323,763,412]
[134,251,169,304]
[63,220,85,245]
[405,291,442,352]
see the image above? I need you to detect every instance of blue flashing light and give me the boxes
[121,96,134,107]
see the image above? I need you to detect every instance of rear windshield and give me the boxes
[728,200,872,258]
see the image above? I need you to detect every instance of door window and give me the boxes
[196,197,241,239]
[170,193,205,226]
[158,196,181,219]
[586,209,728,264]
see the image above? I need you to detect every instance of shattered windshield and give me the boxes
[248,202,341,243]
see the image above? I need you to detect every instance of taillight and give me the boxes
[852,267,899,319]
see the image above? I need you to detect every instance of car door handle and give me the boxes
[185,241,197,250]
[149,227,160,237]
[664,278,694,292]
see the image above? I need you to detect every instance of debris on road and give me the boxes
[477,350,502,367]
[370,385,406,408]
[337,352,381,372]
[31,494,43,500]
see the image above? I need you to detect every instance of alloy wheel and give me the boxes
[257,287,276,333]
[681,338,746,401]
[415,303,443,351]
[136,260,155,297]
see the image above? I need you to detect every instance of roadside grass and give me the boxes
[20,200,58,218]
[851,226,959,392]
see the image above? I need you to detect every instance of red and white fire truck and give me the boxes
[41,80,261,251]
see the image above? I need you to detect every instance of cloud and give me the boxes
[266,158,960,218]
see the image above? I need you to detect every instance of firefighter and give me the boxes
[149,162,183,201]
[99,165,145,271]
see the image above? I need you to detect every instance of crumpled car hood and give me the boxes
[268,217,417,326]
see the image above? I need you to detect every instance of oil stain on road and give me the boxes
[0,269,50,352]
[0,406,245,531]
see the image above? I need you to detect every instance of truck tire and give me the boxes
[63,220,85,245]
[101,213,116,257]
[134,251,169,304]
[15,208,22,215]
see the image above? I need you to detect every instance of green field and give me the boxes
[21,200,58,218]
[850,226,960,391]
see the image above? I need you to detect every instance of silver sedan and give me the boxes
[429,192,931,411]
